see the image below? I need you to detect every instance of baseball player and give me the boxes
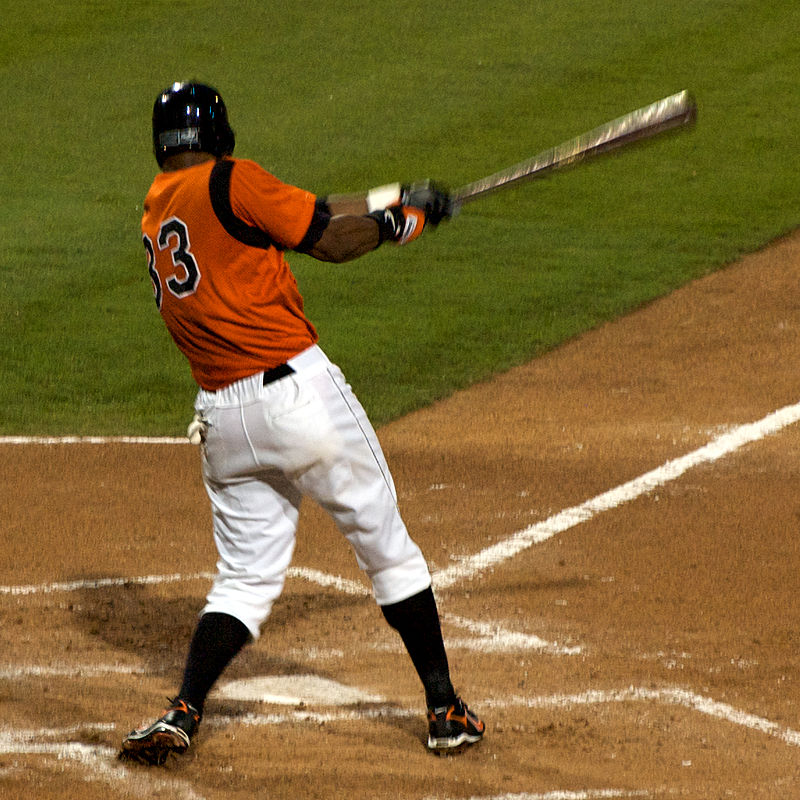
[119,81,484,766]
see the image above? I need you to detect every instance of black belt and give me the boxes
[262,363,295,385]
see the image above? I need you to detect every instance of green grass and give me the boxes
[1,1,798,434]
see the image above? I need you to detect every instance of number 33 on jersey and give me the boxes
[141,158,321,391]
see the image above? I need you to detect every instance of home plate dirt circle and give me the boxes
[216,675,385,706]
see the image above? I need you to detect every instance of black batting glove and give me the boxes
[369,205,426,246]
[400,181,454,227]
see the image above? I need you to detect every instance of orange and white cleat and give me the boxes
[426,696,485,753]
[119,698,201,766]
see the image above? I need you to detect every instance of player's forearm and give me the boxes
[324,183,402,217]
[304,214,381,262]
[306,180,446,261]
[324,193,369,216]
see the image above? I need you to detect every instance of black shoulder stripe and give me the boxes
[209,159,280,251]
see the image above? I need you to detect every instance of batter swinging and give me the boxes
[119,82,484,766]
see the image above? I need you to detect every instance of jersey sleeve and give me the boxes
[227,159,318,250]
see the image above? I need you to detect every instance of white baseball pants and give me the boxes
[193,345,432,638]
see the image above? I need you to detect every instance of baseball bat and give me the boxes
[451,90,697,207]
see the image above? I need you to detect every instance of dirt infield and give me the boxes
[3,231,800,799]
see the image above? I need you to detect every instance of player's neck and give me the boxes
[162,152,218,172]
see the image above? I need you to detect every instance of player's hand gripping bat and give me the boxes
[450,90,697,211]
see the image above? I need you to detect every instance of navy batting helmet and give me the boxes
[152,82,235,167]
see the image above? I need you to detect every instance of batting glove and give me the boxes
[187,412,208,445]
[366,180,454,227]
[400,181,454,227]
[370,205,426,246]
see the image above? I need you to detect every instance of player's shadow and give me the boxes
[72,581,202,676]
[71,578,447,751]
[72,578,371,677]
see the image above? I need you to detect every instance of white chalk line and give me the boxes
[0,566,364,599]
[484,687,800,748]
[204,685,800,749]
[6,402,800,598]
[442,613,581,656]
[8,402,795,648]
[0,663,147,679]
[0,435,188,444]
[0,720,645,800]
[425,791,650,800]
[0,726,206,800]
[7,402,799,603]
[4,683,798,794]
[0,571,215,596]
[433,401,800,589]
[0,569,578,656]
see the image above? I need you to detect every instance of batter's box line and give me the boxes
[0,608,578,685]
[5,683,796,800]
[0,435,188,444]
[484,685,800,749]
[0,725,646,800]
[441,613,581,655]
[5,399,800,595]
[206,683,800,756]
[0,726,206,800]
[432,401,800,589]
[208,686,792,745]
[424,791,651,800]
[0,567,365,598]
[0,568,580,657]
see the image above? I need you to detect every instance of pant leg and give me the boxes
[282,347,432,605]
[196,374,303,640]
[201,469,302,639]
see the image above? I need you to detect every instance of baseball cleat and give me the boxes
[118,698,200,766]
[426,696,485,753]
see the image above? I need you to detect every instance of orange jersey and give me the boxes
[142,158,322,390]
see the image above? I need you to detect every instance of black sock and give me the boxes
[177,611,251,715]
[380,587,456,709]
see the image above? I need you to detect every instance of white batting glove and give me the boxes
[366,182,402,212]
[187,412,208,445]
